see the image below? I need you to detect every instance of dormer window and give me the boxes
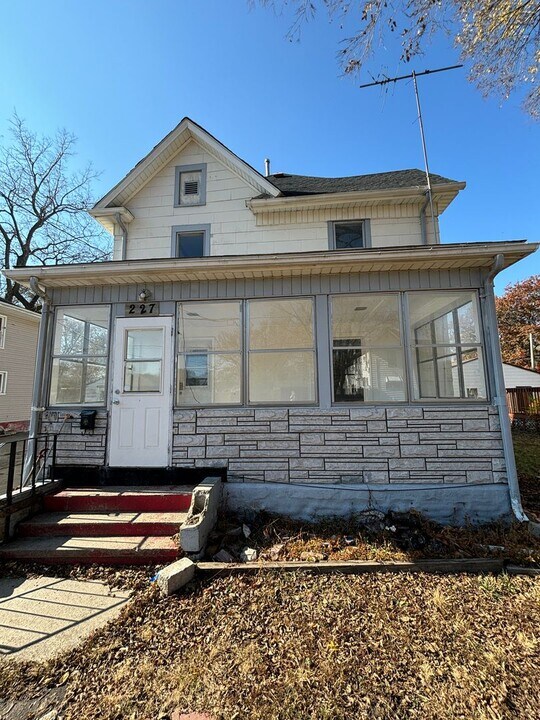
[174,163,207,207]
[328,220,371,250]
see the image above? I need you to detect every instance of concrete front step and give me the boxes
[17,511,188,538]
[44,486,194,513]
[0,535,180,565]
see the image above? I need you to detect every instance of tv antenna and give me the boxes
[360,64,463,244]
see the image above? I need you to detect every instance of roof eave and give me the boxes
[247,182,466,214]
[3,241,536,290]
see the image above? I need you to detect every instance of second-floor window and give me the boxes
[172,224,211,258]
[0,371,7,395]
[0,315,6,349]
[329,220,371,250]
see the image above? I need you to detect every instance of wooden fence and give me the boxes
[506,387,540,414]
[506,387,540,432]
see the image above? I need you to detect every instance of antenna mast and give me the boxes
[360,64,463,245]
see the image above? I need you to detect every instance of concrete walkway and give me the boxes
[0,576,130,661]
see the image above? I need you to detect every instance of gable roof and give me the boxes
[92,117,281,212]
[263,169,461,198]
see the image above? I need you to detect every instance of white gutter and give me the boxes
[481,254,528,522]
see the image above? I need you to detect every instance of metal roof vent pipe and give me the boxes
[264,158,271,177]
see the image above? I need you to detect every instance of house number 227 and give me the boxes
[124,302,160,316]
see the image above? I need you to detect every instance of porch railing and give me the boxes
[0,432,58,539]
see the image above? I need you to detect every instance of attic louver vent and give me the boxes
[184,180,199,195]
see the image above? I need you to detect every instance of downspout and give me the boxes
[116,213,128,261]
[24,277,52,484]
[481,254,528,522]
[419,194,430,245]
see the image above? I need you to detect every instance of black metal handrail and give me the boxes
[1,432,58,538]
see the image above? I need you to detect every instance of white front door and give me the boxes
[109,316,173,467]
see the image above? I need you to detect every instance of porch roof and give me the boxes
[3,240,537,290]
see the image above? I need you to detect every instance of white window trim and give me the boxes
[0,314,6,349]
[328,219,372,250]
[174,163,207,207]
[171,224,211,258]
[0,371,7,395]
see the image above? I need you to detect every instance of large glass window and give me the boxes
[248,298,316,403]
[331,294,406,402]
[177,301,241,405]
[408,291,486,400]
[50,306,110,405]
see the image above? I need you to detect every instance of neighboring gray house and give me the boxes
[3,118,538,523]
[0,300,39,434]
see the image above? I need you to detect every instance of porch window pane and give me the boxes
[50,357,107,405]
[249,298,314,350]
[408,291,486,400]
[331,294,405,403]
[177,301,242,405]
[177,352,241,405]
[333,348,406,402]
[249,351,316,403]
[50,306,110,405]
[248,298,316,404]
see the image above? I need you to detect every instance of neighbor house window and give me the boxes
[331,294,406,403]
[329,220,371,250]
[172,224,210,258]
[0,315,6,349]
[174,163,207,207]
[248,298,316,404]
[50,306,110,405]
[408,291,486,400]
[177,301,241,406]
[0,371,7,395]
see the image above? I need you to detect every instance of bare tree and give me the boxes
[255,1,540,117]
[0,113,111,310]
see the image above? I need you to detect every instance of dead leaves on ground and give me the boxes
[1,571,539,720]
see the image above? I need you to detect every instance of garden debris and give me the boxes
[213,549,235,563]
[239,547,257,562]
[206,510,540,566]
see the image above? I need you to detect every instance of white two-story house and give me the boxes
[4,118,537,523]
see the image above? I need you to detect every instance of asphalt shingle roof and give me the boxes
[262,169,460,198]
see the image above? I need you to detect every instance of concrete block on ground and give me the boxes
[156,558,195,596]
[180,476,222,554]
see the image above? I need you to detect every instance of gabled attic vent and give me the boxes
[184,180,199,195]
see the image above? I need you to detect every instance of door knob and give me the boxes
[112,399,120,405]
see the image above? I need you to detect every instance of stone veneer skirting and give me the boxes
[43,405,506,487]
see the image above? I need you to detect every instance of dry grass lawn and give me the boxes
[0,571,539,720]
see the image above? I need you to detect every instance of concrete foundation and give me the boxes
[224,481,513,526]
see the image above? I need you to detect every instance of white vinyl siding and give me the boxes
[117,140,430,260]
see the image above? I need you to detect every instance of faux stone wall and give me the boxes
[172,406,506,485]
[41,405,506,487]
[41,411,108,465]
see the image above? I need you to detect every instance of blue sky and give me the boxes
[1,0,538,294]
